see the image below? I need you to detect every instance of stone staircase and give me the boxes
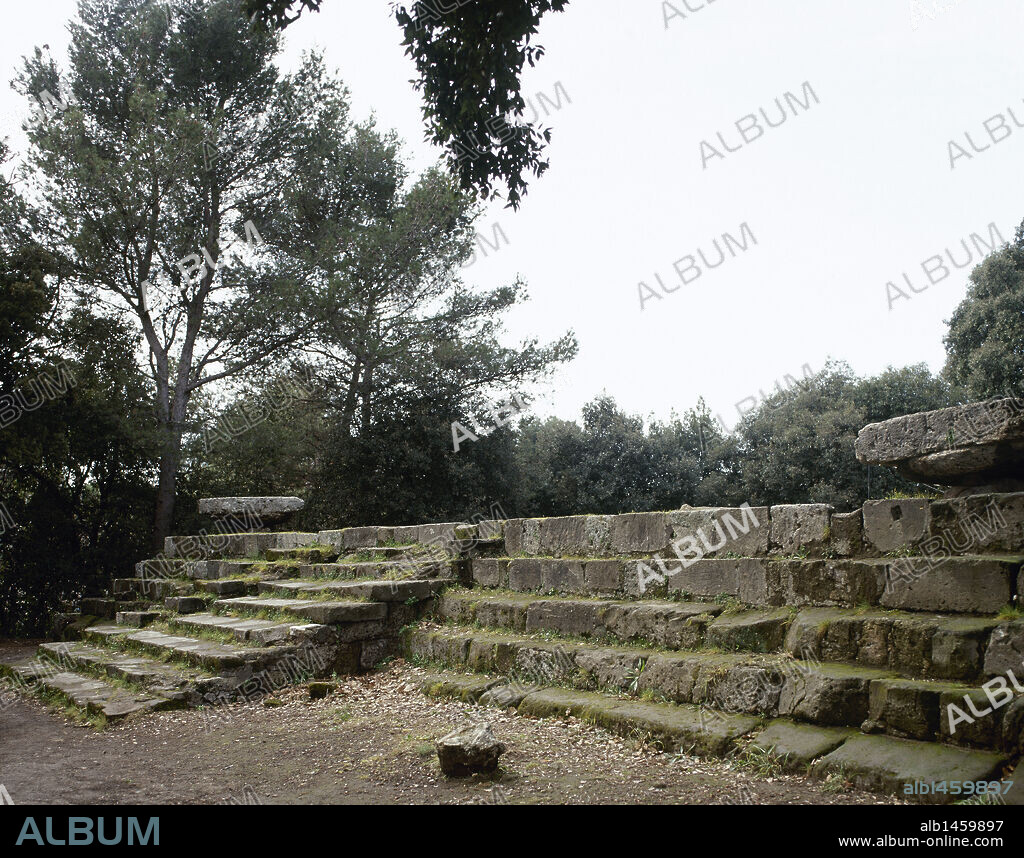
[404,499,1023,803]
[0,523,470,723]
[1,487,1021,803]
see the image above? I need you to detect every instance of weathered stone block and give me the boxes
[778,663,891,726]
[862,499,930,554]
[502,519,525,555]
[417,523,458,547]
[938,687,1005,748]
[583,559,622,594]
[924,493,1024,555]
[983,620,1024,678]
[667,506,769,558]
[665,558,770,605]
[540,559,585,593]
[881,558,1013,614]
[609,512,670,554]
[436,723,506,777]
[865,678,949,740]
[855,398,1024,487]
[477,519,505,540]
[829,510,863,557]
[392,525,420,545]
[526,600,603,638]
[706,609,792,653]
[774,559,884,608]
[752,721,855,769]
[471,558,508,589]
[770,504,833,555]
[507,559,544,592]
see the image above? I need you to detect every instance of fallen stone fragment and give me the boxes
[436,722,506,777]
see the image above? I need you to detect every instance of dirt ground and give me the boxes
[0,641,901,806]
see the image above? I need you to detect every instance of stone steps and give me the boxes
[434,589,1013,682]
[258,578,445,603]
[165,612,306,645]
[214,596,388,625]
[163,531,319,560]
[404,624,1019,749]
[79,598,154,620]
[0,656,174,721]
[112,577,190,600]
[470,554,1021,614]
[82,624,292,672]
[35,641,218,706]
[414,669,1010,802]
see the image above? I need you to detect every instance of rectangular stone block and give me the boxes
[471,558,509,589]
[881,558,1014,614]
[924,493,1024,555]
[392,525,420,544]
[609,512,670,554]
[417,523,458,547]
[477,519,505,540]
[540,559,586,594]
[829,510,864,557]
[526,600,603,637]
[508,558,544,592]
[770,504,833,554]
[537,515,610,555]
[503,519,525,555]
[774,559,885,608]
[667,506,769,558]
[344,526,392,549]
[583,559,622,594]
[862,499,930,554]
[982,620,1024,678]
[664,558,770,605]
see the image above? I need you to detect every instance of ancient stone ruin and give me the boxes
[2,399,1022,803]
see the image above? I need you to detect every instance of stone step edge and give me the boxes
[0,657,175,723]
[34,641,211,707]
[405,625,1016,751]
[81,623,302,670]
[414,669,1012,804]
[211,596,389,624]
[432,589,1011,678]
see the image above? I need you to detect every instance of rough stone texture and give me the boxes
[828,510,863,557]
[164,596,206,615]
[881,558,1013,613]
[811,734,1007,803]
[197,497,304,527]
[391,525,420,545]
[923,492,1024,554]
[471,558,509,588]
[773,559,884,608]
[609,512,670,554]
[664,558,770,605]
[854,398,1024,487]
[706,609,792,653]
[983,620,1024,678]
[938,687,1005,749]
[583,559,622,594]
[507,558,544,592]
[667,506,769,558]
[862,678,970,741]
[770,504,833,555]
[537,516,610,556]
[1002,696,1024,758]
[862,499,930,554]
[777,663,894,727]
[435,722,506,776]
[751,720,855,769]
[516,687,758,756]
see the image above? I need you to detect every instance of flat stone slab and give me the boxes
[197,496,305,525]
[518,686,758,756]
[811,734,1006,802]
[855,398,1024,486]
[418,673,506,703]
[751,720,856,769]
[217,596,388,624]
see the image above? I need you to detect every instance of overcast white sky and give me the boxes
[2,0,1022,428]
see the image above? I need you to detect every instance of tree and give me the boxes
[944,220,1024,400]
[242,0,570,207]
[17,0,365,546]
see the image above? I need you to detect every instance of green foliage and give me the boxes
[944,220,1024,400]
[243,0,570,207]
